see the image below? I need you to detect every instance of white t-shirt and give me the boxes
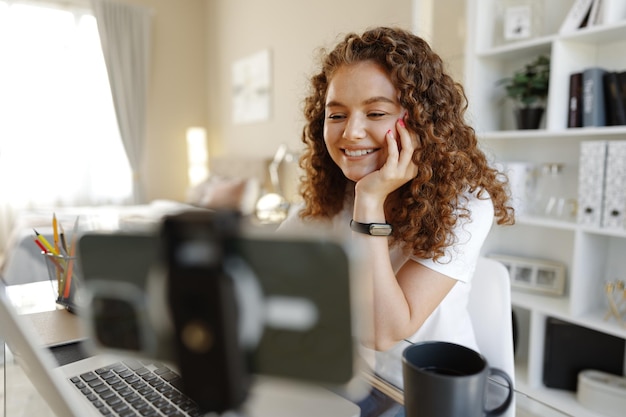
[276,190,495,388]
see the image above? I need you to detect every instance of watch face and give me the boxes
[369,224,392,236]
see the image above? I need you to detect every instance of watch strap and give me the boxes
[350,220,393,236]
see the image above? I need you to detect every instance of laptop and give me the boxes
[0,224,362,417]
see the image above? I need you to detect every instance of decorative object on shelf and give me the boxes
[497,54,550,129]
[559,0,614,34]
[559,0,596,34]
[500,161,535,216]
[604,280,625,327]
[577,370,626,417]
[530,162,577,221]
[487,253,566,296]
[493,0,543,46]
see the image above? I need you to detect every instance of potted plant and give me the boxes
[498,54,550,129]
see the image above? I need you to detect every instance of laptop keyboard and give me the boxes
[69,359,204,417]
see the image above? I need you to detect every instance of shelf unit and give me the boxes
[466,1,626,416]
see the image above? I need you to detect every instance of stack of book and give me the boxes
[567,68,626,128]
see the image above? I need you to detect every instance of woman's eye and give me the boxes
[368,112,386,118]
[328,114,345,120]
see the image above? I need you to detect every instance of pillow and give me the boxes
[187,176,260,215]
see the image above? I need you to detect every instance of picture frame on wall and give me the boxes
[232,49,272,125]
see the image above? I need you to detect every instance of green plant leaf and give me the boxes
[497,54,550,108]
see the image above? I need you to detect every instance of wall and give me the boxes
[115,0,464,203]
[119,0,208,203]
[431,0,466,84]
[205,0,413,162]
[117,0,413,202]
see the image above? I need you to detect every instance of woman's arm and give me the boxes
[352,117,456,350]
[352,229,457,351]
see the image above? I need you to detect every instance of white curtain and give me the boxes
[0,1,133,251]
[91,0,152,204]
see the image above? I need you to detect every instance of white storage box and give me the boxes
[577,369,626,417]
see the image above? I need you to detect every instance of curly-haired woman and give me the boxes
[277,26,515,416]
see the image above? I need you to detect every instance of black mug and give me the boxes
[402,341,513,417]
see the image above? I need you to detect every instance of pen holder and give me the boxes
[42,252,81,313]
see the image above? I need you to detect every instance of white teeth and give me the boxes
[345,149,374,157]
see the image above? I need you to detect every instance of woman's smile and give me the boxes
[343,148,378,157]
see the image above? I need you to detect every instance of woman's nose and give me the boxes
[342,115,366,140]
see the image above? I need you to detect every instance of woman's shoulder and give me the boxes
[456,188,495,232]
[461,188,494,215]
[405,188,494,282]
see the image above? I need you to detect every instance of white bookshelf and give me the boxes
[465,0,626,415]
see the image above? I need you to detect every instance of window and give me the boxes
[0,1,132,246]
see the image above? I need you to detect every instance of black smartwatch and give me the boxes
[350,220,393,236]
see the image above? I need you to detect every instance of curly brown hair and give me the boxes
[299,26,514,261]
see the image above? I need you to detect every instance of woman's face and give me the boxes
[324,60,404,182]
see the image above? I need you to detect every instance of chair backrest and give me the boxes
[467,257,515,382]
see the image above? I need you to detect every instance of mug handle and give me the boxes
[485,367,514,416]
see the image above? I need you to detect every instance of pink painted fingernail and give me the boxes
[398,118,405,128]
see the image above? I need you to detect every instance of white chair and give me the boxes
[468,257,516,417]
[468,257,515,381]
